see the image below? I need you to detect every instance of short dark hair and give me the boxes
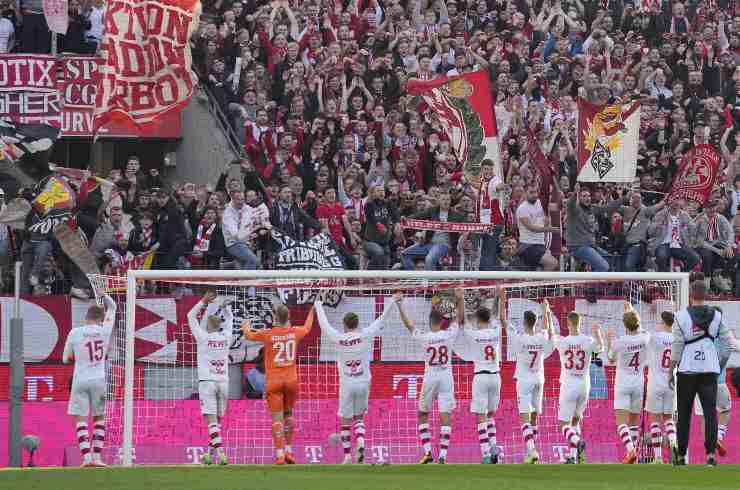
[660,311,674,327]
[523,310,537,328]
[475,307,491,323]
[567,311,581,326]
[691,279,708,301]
[343,312,359,330]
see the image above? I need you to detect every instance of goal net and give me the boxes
[89,270,689,466]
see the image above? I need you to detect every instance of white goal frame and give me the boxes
[120,270,690,466]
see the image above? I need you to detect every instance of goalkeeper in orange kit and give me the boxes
[242,303,315,464]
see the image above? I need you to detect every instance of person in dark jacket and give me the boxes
[401,190,466,270]
[269,185,320,241]
[154,189,191,269]
[363,185,401,270]
[191,206,226,268]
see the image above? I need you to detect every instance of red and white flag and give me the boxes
[93,0,201,134]
[667,144,721,205]
[577,97,641,183]
[406,70,500,178]
[43,0,68,34]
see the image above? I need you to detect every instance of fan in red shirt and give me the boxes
[317,188,360,268]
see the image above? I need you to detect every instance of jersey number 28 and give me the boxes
[273,340,296,365]
[427,346,449,366]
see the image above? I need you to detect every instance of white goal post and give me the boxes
[102,270,690,467]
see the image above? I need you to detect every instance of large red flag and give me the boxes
[406,70,500,178]
[667,144,721,205]
[93,0,201,135]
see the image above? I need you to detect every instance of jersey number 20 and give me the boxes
[273,340,296,365]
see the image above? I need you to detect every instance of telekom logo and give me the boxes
[392,374,424,399]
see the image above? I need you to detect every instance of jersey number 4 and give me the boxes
[564,349,586,370]
[273,339,296,365]
[85,340,104,362]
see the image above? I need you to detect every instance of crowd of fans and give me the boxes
[2,0,740,298]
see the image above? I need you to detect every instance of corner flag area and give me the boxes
[1,465,739,490]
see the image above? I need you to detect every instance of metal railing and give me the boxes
[198,83,245,159]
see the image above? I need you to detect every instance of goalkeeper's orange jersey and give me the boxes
[246,308,315,379]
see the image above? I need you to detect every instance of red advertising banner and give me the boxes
[0,54,182,138]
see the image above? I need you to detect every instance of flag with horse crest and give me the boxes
[407,70,500,178]
[577,97,641,183]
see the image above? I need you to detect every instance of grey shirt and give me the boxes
[566,194,619,248]
[621,204,660,244]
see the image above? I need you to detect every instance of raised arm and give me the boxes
[296,306,316,339]
[591,323,605,354]
[606,326,616,362]
[497,286,508,329]
[395,294,415,334]
[364,293,403,337]
[221,300,234,341]
[187,291,216,342]
[542,299,553,340]
[315,300,342,343]
[454,288,465,326]
[102,294,118,332]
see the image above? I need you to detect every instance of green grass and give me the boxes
[1,464,739,490]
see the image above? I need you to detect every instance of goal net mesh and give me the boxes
[89,273,681,465]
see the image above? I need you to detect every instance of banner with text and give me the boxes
[93,0,201,134]
[0,54,182,138]
[667,144,722,205]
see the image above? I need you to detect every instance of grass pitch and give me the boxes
[1,464,739,490]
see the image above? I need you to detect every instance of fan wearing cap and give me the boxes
[154,188,191,270]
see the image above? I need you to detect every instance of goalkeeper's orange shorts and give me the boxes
[265,376,298,413]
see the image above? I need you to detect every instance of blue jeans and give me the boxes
[572,245,610,272]
[227,243,260,270]
[655,244,699,272]
[401,243,450,271]
[363,241,390,270]
[20,239,53,294]
[479,225,503,271]
[623,243,646,272]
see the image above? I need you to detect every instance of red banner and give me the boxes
[0,54,182,138]
[0,55,60,126]
[94,0,200,134]
[668,144,722,205]
[406,70,500,177]
[401,217,494,233]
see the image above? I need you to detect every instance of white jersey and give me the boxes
[63,296,117,384]
[554,334,599,384]
[454,321,501,373]
[315,300,393,383]
[187,300,234,382]
[510,329,554,383]
[611,332,649,388]
[413,323,460,375]
[647,332,673,388]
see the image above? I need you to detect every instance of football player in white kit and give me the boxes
[509,299,555,464]
[315,293,400,464]
[396,293,460,464]
[62,294,116,467]
[454,288,504,464]
[606,302,649,464]
[186,290,234,465]
[646,311,677,463]
[553,311,604,464]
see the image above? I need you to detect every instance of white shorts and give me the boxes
[516,379,544,414]
[338,381,370,418]
[558,381,589,422]
[419,372,456,414]
[614,383,643,413]
[695,383,732,416]
[199,380,228,416]
[645,383,674,415]
[68,378,107,417]
[470,373,501,414]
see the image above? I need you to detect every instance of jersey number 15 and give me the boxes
[85,340,104,362]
